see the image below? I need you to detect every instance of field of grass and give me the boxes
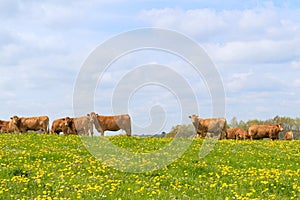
[0,134,300,200]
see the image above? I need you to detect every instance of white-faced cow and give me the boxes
[10,115,49,133]
[90,112,131,136]
[248,124,284,140]
[64,115,94,136]
[188,115,227,140]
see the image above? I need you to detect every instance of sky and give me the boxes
[1,0,300,135]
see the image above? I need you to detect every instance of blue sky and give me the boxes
[1,0,300,135]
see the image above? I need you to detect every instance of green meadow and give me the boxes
[0,134,299,200]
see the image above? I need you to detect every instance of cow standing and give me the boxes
[90,112,131,136]
[50,118,71,135]
[248,124,284,140]
[10,116,49,133]
[189,115,227,140]
[64,115,94,136]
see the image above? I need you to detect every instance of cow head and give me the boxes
[90,112,98,122]
[10,116,20,125]
[188,114,199,129]
[277,123,284,132]
[64,117,72,127]
[87,113,94,124]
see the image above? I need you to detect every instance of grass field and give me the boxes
[0,134,300,200]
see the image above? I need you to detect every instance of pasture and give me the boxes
[0,134,300,199]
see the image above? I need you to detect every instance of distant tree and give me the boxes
[166,124,195,138]
[246,119,262,128]
[238,120,247,130]
[229,117,238,128]
[273,115,281,124]
[295,118,300,131]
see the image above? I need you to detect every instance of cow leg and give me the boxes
[218,134,222,140]
[125,128,131,136]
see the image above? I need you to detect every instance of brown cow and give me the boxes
[188,115,227,140]
[64,117,77,135]
[0,120,12,133]
[285,131,294,140]
[64,115,94,136]
[10,116,49,133]
[235,128,249,140]
[50,118,71,135]
[226,128,237,139]
[90,112,131,136]
[248,124,284,140]
[227,128,248,140]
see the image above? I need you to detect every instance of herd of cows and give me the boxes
[189,115,294,140]
[0,112,131,136]
[0,113,295,140]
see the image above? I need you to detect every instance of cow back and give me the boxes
[199,118,226,132]
[96,114,130,131]
[0,120,11,133]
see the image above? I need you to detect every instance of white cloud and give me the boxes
[291,61,300,69]
[226,71,253,91]
[139,8,226,39]
[206,39,300,64]
[140,5,300,64]
[139,4,299,39]
[294,80,300,87]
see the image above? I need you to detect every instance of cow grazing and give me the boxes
[226,128,237,140]
[227,128,248,140]
[10,116,49,133]
[64,115,94,136]
[285,131,294,140]
[235,128,249,140]
[90,112,131,136]
[0,120,12,133]
[188,115,227,140]
[248,124,284,140]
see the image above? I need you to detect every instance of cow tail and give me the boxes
[46,118,50,134]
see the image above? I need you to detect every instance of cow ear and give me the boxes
[188,116,191,118]
[87,114,90,116]
[10,117,12,120]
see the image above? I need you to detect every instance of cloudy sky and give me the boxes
[1,0,300,135]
